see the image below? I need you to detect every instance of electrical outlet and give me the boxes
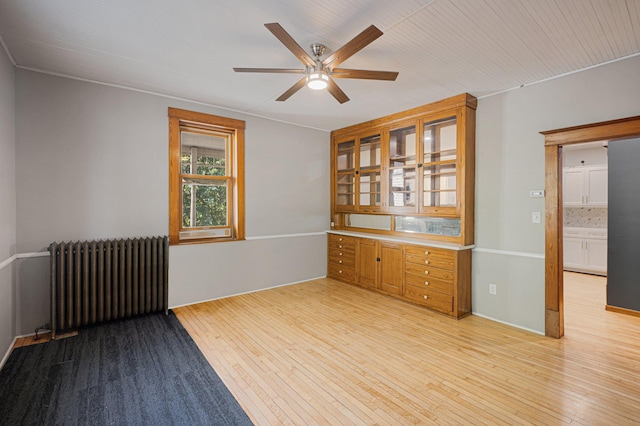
[532,212,541,224]
[489,283,497,295]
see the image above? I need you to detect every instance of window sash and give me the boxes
[169,107,245,245]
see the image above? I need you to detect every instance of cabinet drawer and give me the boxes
[405,254,454,270]
[328,235,356,252]
[327,248,355,260]
[404,273,453,296]
[405,263,455,281]
[403,286,453,315]
[329,255,355,268]
[405,245,454,265]
[328,264,356,282]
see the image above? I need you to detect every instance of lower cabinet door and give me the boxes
[585,239,607,274]
[357,239,378,289]
[563,237,585,270]
[378,242,403,295]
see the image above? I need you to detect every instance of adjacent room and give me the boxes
[1,1,640,424]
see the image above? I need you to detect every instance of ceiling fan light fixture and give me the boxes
[307,72,329,90]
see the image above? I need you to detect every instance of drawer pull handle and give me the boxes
[339,238,343,241]
[424,271,429,275]
[339,252,343,256]
[424,251,429,255]
[424,295,428,300]
[425,281,429,286]
[339,260,343,264]
[339,270,343,274]
[424,260,429,265]
[339,245,343,248]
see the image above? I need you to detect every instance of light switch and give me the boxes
[532,212,541,223]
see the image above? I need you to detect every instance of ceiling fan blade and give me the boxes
[322,25,383,68]
[331,68,398,81]
[264,23,316,67]
[233,68,305,74]
[276,76,308,102]
[327,79,350,104]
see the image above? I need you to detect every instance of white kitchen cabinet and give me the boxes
[563,166,608,206]
[563,227,607,275]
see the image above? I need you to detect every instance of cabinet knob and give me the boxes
[424,251,429,255]
[339,270,343,274]
[424,295,428,300]
[339,238,343,241]
[339,260,343,264]
[339,252,343,256]
[424,271,429,275]
[425,281,429,286]
[424,260,429,265]
[339,245,343,248]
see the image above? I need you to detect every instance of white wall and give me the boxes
[0,46,16,361]
[563,145,608,167]
[473,54,640,333]
[15,70,330,334]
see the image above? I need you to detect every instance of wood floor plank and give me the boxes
[174,273,640,425]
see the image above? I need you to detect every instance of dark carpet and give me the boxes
[0,311,253,425]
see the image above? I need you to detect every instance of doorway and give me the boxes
[541,115,640,338]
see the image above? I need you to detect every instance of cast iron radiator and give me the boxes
[48,236,169,338]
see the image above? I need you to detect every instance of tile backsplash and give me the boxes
[564,207,607,228]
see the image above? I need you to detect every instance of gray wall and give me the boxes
[607,138,640,311]
[14,70,329,335]
[7,54,640,342]
[474,54,640,332]
[0,46,16,360]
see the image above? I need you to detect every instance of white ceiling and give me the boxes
[1,0,639,131]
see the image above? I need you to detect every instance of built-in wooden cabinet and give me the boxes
[327,233,471,318]
[329,94,475,318]
[331,93,476,245]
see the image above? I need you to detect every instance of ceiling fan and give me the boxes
[233,23,399,104]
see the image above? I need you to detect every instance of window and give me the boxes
[169,108,245,244]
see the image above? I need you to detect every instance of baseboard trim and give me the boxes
[0,336,18,371]
[471,312,545,336]
[606,305,640,318]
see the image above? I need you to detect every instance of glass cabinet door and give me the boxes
[422,117,457,210]
[388,124,417,210]
[358,133,381,209]
[336,139,356,209]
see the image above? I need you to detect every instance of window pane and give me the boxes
[181,131,227,176]
[389,125,416,166]
[359,134,381,169]
[337,174,354,206]
[337,140,355,171]
[395,216,460,236]
[182,179,228,228]
[359,171,381,207]
[389,167,416,207]
[423,117,457,163]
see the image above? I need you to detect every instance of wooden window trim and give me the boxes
[169,107,245,245]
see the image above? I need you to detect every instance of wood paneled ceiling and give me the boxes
[1,0,638,130]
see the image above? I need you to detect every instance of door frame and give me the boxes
[540,116,640,338]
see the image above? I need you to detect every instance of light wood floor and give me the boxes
[174,273,640,425]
